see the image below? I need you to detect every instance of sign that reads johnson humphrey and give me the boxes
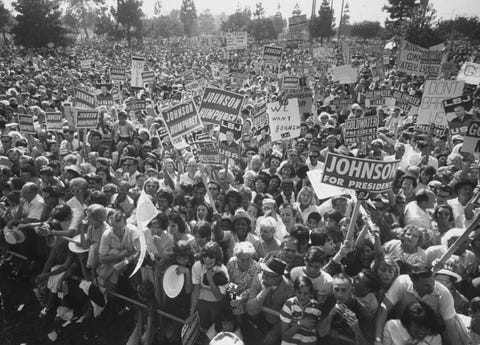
[322,153,399,192]
[344,116,379,145]
[76,110,98,129]
[162,100,203,140]
[199,87,244,126]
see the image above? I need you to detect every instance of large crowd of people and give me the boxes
[1,33,480,345]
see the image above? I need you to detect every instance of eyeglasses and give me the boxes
[209,187,218,191]
[202,253,216,259]
[309,155,319,159]
[438,211,450,216]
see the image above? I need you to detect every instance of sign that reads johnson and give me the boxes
[321,153,399,192]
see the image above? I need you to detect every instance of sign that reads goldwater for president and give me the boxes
[322,153,399,192]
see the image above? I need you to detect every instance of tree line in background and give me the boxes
[0,0,479,49]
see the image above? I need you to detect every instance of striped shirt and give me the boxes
[280,296,322,345]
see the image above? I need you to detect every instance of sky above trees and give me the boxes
[3,0,480,25]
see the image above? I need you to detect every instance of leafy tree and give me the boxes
[0,1,13,42]
[111,0,143,47]
[272,7,287,37]
[63,0,104,39]
[221,8,252,32]
[350,21,382,41]
[12,0,70,48]
[197,9,216,35]
[292,3,302,16]
[94,6,122,39]
[435,16,480,42]
[309,0,335,45]
[253,2,265,20]
[249,17,277,41]
[180,0,197,36]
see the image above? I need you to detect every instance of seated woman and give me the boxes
[383,301,444,345]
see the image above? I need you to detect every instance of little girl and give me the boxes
[280,276,322,345]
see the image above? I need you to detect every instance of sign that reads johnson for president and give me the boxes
[76,110,98,129]
[162,100,203,140]
[322,153,399,192]
[263,46,283,65]
[199,87,244,126]
[344,116,379,145]
[74,88,96,109]
[45,112,63,132]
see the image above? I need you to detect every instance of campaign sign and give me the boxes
[322,153,400,192]
[263,46,283,65]
[45,112,63,132]
[141,71,155,83]
[282,76,300,90]
[80,58,93,69]
[162,100,203,140]
[443,95,474,136]
[76,110,98,129]
[457,62,480,85]
[417,80,465,128]
[396,39,443,77]
[285,88,313,113]
[96,94,114,107]
[330,97,354,110]
[390,90,421,116]
[267,98,301,142]
[196,140,223,166]
[131,56,145,88]
[219,118,243,159]
[74,88,96,109]
[17,114,35,134]
[110,68,126,82]
[365,90,391,107]
[332,65,358,84]
[462,121,480,153]
[252,103,269,135]
[127,99,146,112]
[198,87,245,126]
[344,116,379,145]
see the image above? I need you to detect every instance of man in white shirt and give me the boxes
[404,189,435,230]
[384,143,409,172]
[11,182,45,225]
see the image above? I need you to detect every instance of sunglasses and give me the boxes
[438,211,450,216]
[309,155,319,159]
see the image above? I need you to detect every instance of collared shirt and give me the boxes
[22,193,45,220]
[385,274,456,320]
[280,296,322,345]
[124,170,141,188]
[191,261,229,302]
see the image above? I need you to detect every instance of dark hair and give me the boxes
[194,203,213,222]
[51,204,72,222]
[415,189,431,204]
[307,211,322,223]
[433,204,454,222]
[200,241,223,266]
[304,246,327,265]
[291,224,309,246]
[147,212,169,229]
[409,265,433,281]
[168,212,188,234]
[96,166,112,182]
[401,174,418,188]
[293,276,313,292]
[324,210,342,223]
[88,190,109,207]
[310,231,332,246]
[470,297,480,314]
[193,221,212,239]
[172,240,194,267]
[400,301,445,335]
